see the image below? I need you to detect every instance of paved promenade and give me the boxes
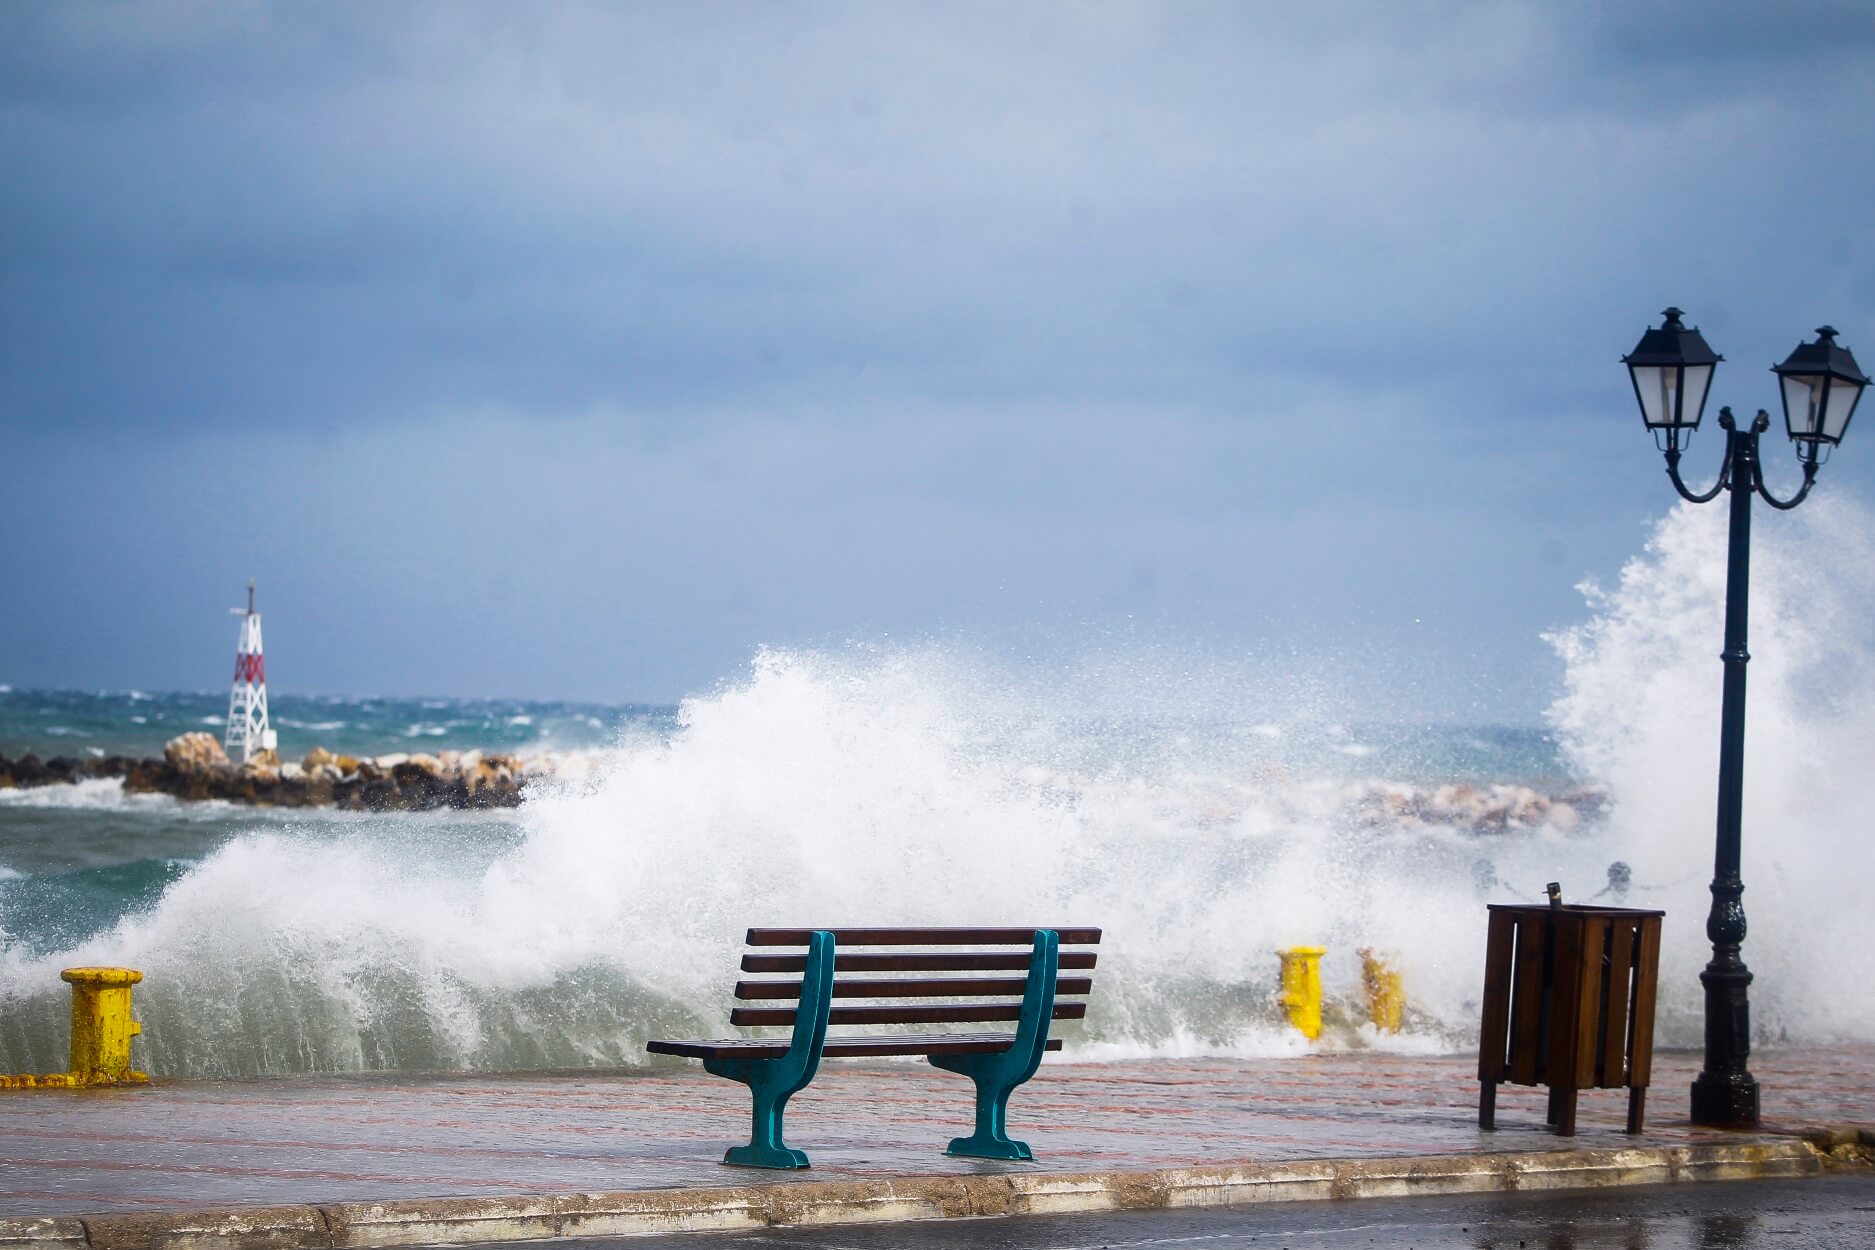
[4,1046,1873,1218]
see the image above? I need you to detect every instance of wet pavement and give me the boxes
[3,1046,1872,1217]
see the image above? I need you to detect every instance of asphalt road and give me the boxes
[512,1173,1875,1249]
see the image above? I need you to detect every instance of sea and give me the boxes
[3,501,1873,1079]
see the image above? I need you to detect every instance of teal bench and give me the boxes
[647,926,1101,1169]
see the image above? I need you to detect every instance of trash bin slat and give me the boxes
[1509,914,1545,1086]
[1477,910,1516,1082]
[1548,910,1583,1093]
[1567,913,1607,1090]
[1600,918,1637,1087]
[1628,917,1662,1088]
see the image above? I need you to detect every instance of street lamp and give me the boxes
[1621,308,1868,1128]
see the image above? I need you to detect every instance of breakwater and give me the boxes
[0,732,535,811]
[0,729,1607,829]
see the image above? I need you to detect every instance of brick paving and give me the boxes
[2,1046,1872,1216]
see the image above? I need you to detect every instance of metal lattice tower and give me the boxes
[225,578,277,764]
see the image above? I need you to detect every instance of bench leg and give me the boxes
[930,1054,1032,1161]
[706,1059,811,1169]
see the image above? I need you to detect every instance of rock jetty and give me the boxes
[0,732,1608,834]
[0,732,540,811]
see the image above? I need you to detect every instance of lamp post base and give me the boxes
[1690,1071,1760,1129]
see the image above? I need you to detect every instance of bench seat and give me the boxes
[647,1033,1065,1061]
[648,926,1099,1169]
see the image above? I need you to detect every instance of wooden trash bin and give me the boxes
[1477,901,1663,1136]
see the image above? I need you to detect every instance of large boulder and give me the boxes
[238,759,280,784]
[121,758,168,794]
[165,733,230,772]
[303,746,336,770]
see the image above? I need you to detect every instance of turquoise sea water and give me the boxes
[0,689,672,954]
[0,687,672,761]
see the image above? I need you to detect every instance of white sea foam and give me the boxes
[281,719,347,731]
[2,499,1869,1078]
[0,779,167,811]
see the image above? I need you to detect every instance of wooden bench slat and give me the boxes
[647,1033,1066,1061]
[735,975,1094,1000]
[730,1001,1088,1027]
[741,951,1100,973]
[745,926,1102,947]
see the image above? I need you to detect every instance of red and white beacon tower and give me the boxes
[225,578,277,764]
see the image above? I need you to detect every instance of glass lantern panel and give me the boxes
[1631,365,1670,427]
[1822,376,1864,443]
[1679,364,1712,427]
[1783,374,1826,440]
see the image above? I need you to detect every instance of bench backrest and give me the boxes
[731,927,1100,1032]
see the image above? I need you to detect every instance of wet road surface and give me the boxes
[524,1173,1875,1249]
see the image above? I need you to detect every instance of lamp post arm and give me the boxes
[1755,461,1816,511]
[1754,411,1819,511]
[1663,407,1738,504]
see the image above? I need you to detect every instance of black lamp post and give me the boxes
[1621,308,1868,1128]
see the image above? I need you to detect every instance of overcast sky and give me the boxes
[3,1,1873,721]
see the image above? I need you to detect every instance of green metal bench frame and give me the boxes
[929,929,1058,1160]
[701,930,835,1169]
[648,926,1093,1169]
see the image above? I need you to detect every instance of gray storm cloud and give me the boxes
[2,1,1872,711]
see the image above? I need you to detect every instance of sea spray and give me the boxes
[1547,496,1875,1047]
[1,500,1871,1075]
[0,649,1544,1075]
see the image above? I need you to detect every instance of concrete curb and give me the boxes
[0,1139,1832,1250]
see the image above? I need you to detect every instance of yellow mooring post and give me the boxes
[0,967,148,1090]
[62,967,148,1085]
[1277,947,1327,1041]
[1358,948,1405,1034]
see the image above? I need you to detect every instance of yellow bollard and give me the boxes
[1358,948,1405,1034]
[60,967,149,1086]
[1277,947,1327,1041]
